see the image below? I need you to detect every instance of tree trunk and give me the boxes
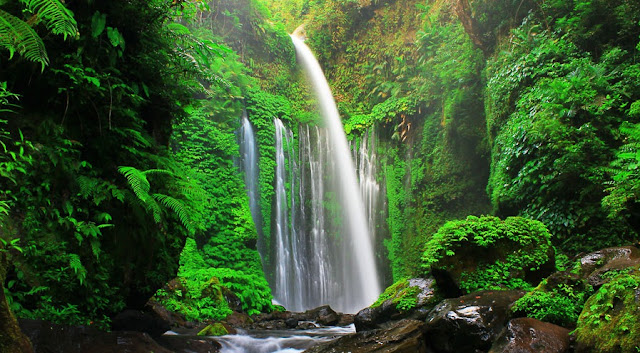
[454,0,490,55]
[0,252,33,353]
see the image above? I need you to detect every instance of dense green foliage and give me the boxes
[2,2,640,351]
[511,275,594,328]
[486,0,640,252]
[422,215,553,292]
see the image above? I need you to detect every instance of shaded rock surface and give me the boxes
[489,318,570,353]
[355,277,439,332]
[249,305,353,330]
[19,319,220,353]
[304,319,429,353]
[575,246,640,289]
[111,308,171,337]
[424,290,525,353]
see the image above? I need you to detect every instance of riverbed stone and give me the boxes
[355,277,440,331]
[304,319,428,353]
[302,305,340,326]
[19,319,173,353]
[575,246,640,289]
[489,318,570,353]
[424,290,525,353]
[112,308,171,337]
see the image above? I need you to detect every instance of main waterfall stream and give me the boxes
[239,36,383,316]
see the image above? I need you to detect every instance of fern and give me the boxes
[0,8,48,68]
[19,0,77,39]
[68,253,87,285]
[153,193,193,234]
[119,166,196,232]
[118,166,152,203]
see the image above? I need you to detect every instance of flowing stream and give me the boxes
[215,325,354,353]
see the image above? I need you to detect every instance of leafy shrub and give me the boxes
[511,280,594,328]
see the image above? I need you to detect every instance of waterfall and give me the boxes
[239,113,264,255]
[273,118,305,310]
[289,35,381,312]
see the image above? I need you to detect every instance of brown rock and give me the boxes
[425,290,526,353]
[304,319,428,353]
[489,318,570,353]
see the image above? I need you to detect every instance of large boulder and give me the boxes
[575,246,640,289]
[422,216,555,296]
[424,290,525,353]
[304,319,428,353]
[574,268,640,353]
[19,319,173,353]
[511,246,640,328]
[489,318,570,353]
[355,277,440,331]
[111,309,171,337]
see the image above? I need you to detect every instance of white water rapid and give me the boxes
[290,35,381,312]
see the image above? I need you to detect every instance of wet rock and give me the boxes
[224,311,253,328]
[489,318,570,353]
[336,313,354,327]
[112,309,171,337]
[146,299,187,329]
[301,305,340,326]
[285,317,299,328]
[304,319,428,353]
[575,246,640,289]
[424,290,525,353]
[19,319,172,353]
[355,277,440,331]
[156,335,221,353]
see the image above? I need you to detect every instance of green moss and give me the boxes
[371,278,438,312]
[422,216,554,293]
[574,270,640,352]
[197,323,229,336]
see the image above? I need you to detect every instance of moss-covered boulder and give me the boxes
[197,323,230,336]
[511,246,639,328]
[422,216,555,295]
[354,277,441,331]
[574,268,640,353]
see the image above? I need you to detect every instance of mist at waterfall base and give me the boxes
[237,37,384,315]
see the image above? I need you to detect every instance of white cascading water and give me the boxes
[273,118,306,310]
[239,113,264,255]
[354,129,382,246]
[290,35,381,312]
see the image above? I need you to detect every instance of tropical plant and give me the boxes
[0,0,77,68]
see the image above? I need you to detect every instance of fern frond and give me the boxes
[143,168,175,177]
[0,9,48,68]
[153,193,193,233]
[118,166,151,202]
[19,0,78,39]
[68,253,87,285]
